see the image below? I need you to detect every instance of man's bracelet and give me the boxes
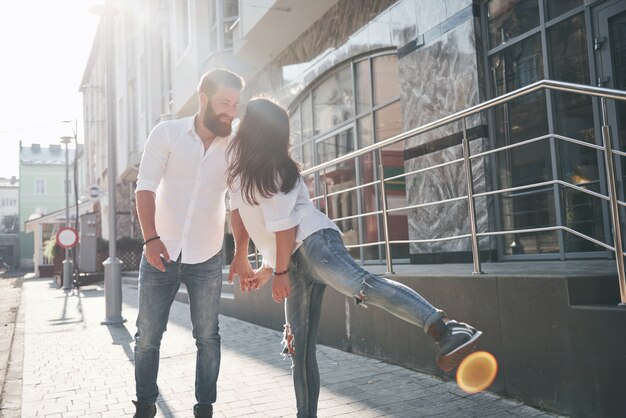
[142,236,161,246]
[274,269,289,276]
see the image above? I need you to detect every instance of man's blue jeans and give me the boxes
[134,252,223,406]
[286,229,443,418]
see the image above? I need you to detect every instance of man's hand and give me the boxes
[247,266,273,291]
[228,252,254,292]
[272,274,291,303]
[144,239,170,272]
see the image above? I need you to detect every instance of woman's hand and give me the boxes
[272,274,291,303]
[247,266,273,290]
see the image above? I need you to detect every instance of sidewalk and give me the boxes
[2,275,563,418]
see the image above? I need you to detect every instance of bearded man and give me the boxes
[132,69,244,418]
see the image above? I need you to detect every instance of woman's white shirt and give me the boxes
[230,177,340,268]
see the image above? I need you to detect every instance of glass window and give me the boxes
[286,52,404,263]
[548,13,602,252]
[491,33,544,95]
[177,0,190,51]
[612,11,626,151]
[35,179,46,195]
[501,188,559,255]
[372,55,400,106]
[374,101,402,143]
[301,96,313,140]
[545,0,584,21]
[487,0,540,47]
[355,59,372,115]
[549,13,592,141]
[224,0,238,17]
[223,0,238,49]
[209,0,217,51]
[289,107,302,146]
[317,129,358,246]
[209,0,238,51]
[316,129,355,169]
[490,30,553,256]
[302,140,314,169]
[312,65,354,135]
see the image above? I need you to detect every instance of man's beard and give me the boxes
[203,105,232,137]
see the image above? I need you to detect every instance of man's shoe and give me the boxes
[432,320,482,372]
[193,403,213,418]
[132,400,157,418]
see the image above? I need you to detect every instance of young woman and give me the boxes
[227,97,482,418]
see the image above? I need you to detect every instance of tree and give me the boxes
[1,214,19,233]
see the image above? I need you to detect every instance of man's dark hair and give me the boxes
[198,68,245,98]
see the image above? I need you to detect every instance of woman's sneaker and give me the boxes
[429,320,482,372]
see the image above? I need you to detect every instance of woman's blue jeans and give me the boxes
[134,252,223,406]
[286,229,443,418]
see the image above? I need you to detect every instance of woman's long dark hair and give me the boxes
[227,97,301,205]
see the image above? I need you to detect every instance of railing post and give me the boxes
[322,169,330,216]
[600,97,626,305]
[378,150,394,274]
[462,118,483,274]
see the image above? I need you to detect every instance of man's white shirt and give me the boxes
[136,116,232,264]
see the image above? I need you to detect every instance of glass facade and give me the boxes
[484,0,610,257]
[290,52,408,263]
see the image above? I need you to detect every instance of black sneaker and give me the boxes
[193,403,213,418]
[132,400,156,418]
[435,320,482,372]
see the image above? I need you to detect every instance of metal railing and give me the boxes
[300,79,626,305]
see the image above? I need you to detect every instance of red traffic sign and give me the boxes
[56,227,79,249]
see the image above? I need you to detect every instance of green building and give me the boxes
[19,142,75,268]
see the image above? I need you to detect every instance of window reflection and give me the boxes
[358,117,382,260]
[612,11,626,152]
[355,59,372,115]
[301,95,313,140]
[312,65,354,135]
[491,31,554,255]
[488,0,539,47]
[317,129,358,248]
[290,108,302,146]
[548,13,603,251]
[491,33,543,95]
[550,13,593,141]
[545,0,583,21]
[372,55,400,106]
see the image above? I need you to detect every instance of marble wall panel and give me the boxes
[414,0,472,35]
[388,0,418,46]
[406,138,493,254]
[400,18,481,150]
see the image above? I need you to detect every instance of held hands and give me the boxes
[246,266,273,291]
[144,239,170,272]
[228,251,254,292]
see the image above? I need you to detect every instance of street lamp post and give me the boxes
[60,136,73,291]
[91,0,125,325]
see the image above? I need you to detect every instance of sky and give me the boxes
[0,0,101,179]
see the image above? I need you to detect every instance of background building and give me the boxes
[18,142,81,270]
[0,176,19,267]
[81,1,626,416]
